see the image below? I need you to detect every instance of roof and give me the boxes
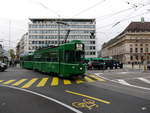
[123,22,150,32]
[29,18,95,22]
[102,22,150,48]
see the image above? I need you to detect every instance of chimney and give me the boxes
[141,17,145,23]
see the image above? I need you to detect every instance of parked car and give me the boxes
[87,60,105,70]
[0,62,7,72]
[104,60,123,69]
[113,60,123,69]
[147,61,150,70]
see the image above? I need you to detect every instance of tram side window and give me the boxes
[47,51,58,62]
[65,51,84,63]
[65,51,75,63]
[34,54,42,61]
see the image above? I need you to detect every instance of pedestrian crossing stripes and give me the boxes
[3,80,16,85]
[51,77,59,86]
[37,78,49,87]
[0,80,4,82]
[12,79,27,86]
[0,74,105,88]
[63,79,72,85]
[84,76,95,82]
[21,78,38,88]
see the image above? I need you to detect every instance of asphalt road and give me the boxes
[0,67,150,113]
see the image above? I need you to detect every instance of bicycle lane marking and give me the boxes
[72,99,99,110]
[65,90,111,104]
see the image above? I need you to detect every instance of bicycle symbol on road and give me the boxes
[72,99,99,110]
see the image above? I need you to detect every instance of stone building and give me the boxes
[101,22,150,64]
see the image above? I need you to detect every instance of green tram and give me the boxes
[20,40,85,78]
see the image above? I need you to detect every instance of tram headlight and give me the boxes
[80,67,83,70]
[76,44,83,50]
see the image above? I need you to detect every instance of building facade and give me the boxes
[101,22,150,64]
[27,18,96,58]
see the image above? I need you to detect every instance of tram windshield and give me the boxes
[65,51,84,63]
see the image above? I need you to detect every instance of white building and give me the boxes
[16,33,28,56]
[26,18,96,58]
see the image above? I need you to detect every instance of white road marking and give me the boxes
[0,84,82,113]
[94,73,150,91]
[117,72,129,74]
[138,78,150,84]
[94,73,116,82]
[117,79,131,86]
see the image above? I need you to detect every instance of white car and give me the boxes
[0,62,7,72]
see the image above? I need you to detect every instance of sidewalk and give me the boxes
[123,64,150,72]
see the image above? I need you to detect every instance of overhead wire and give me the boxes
[32,0,61,17]
[96,7,134,20]
[72,0,106,17]
[96,1,148,21]
[96,10,150,32]
[96,2,150,30]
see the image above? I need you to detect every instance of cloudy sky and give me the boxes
[0,0,150,50]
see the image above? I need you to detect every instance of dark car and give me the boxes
[147,61,150,70]
[87,60,105,70]
[113,60,123,69]
[0,62,7,72]
[104,60,123,69]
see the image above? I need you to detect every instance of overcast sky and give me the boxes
[0,0,150,50]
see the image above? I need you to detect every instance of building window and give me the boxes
[90,46,95,50]
[141,56,144,61]
[90,41,95,44]
[145,44,148,46]
[145,48,148,53]
[136,56,138,60]
[130,48,133,53]
[135,44,138,46]
[135,48,138,53]
[130,56,133,60]
[90,52,95,55]
[140,48,143,53]
[140,44,143,46]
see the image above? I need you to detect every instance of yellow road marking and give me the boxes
[65,90,111,104]
[76,79,84,84]
[88,74,105,82]
[12,79,27,86]
[84,76,95,82]
[3,80,15,85]
[21,78,38,88]
[72,99,99,110]
[37,78,49,87]
[51,77,59,86]
[63,79,72,85]
[0,80,4,82]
